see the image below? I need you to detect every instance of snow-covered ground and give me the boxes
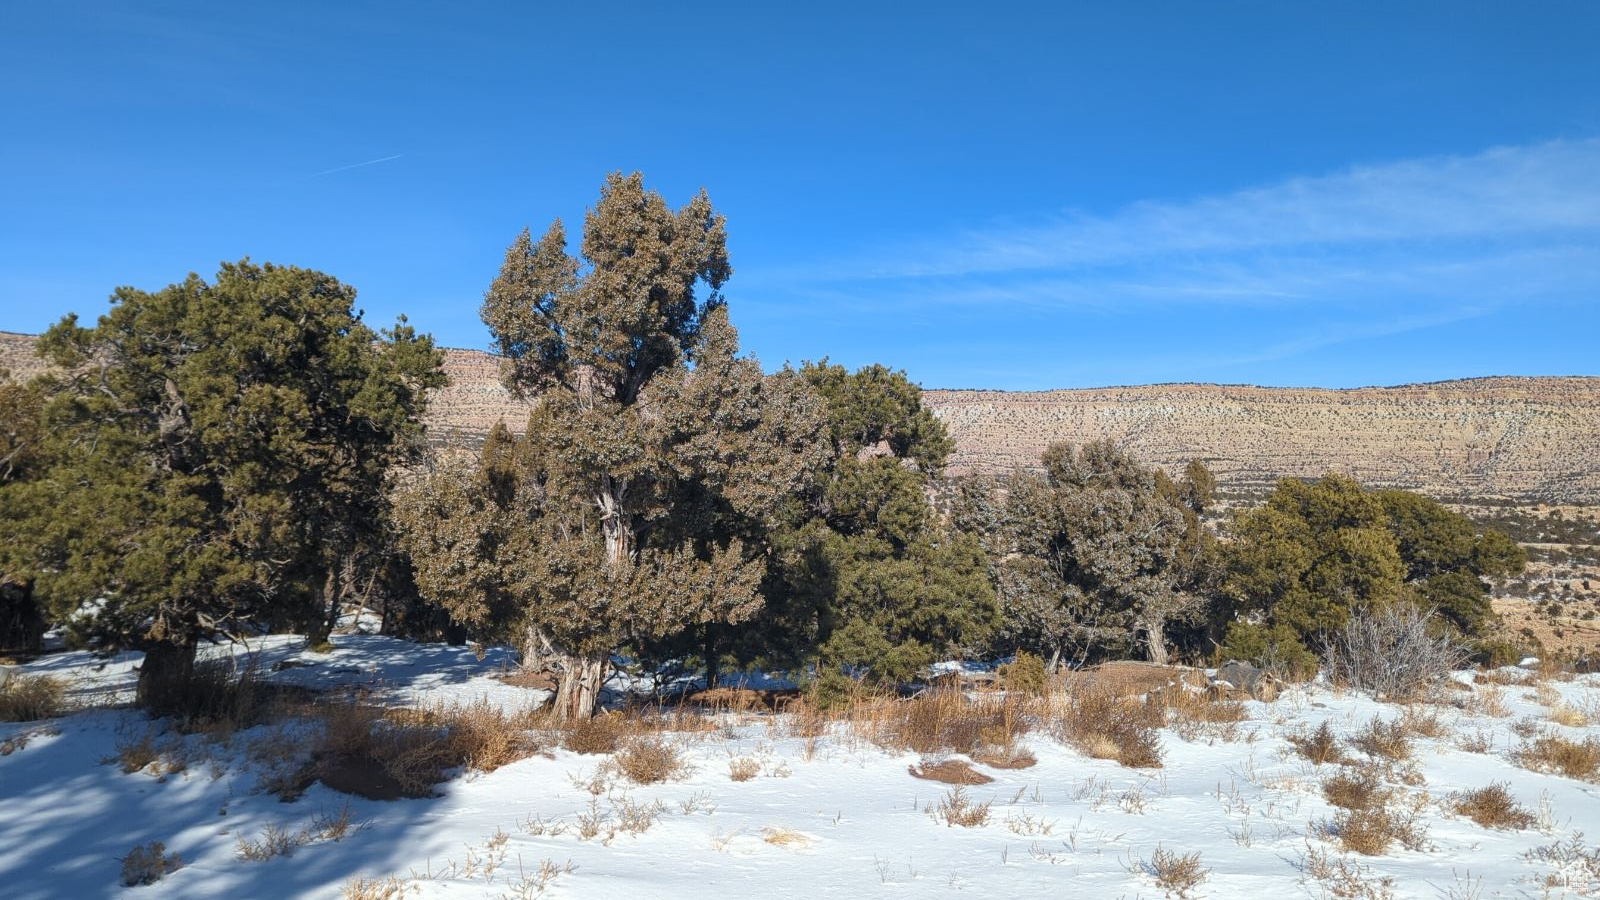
[4,635,1599,899]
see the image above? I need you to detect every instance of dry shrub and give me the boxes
[0,672,64,722]
[928,786,992,827]
[236,806,362,861]
[761,826,811,847]
[1350,717,1412,761]
[560,712,634,755]
[1289,721,1345,765]
[1551,703,1589,728]
[1450,782,1534,830]
[868,689,1032,756]
[315,700,543,799]
[728,756,761,782]
[1159,687,1248,742]
[1299,846,1396,900]
[609,736,691,784]
[1053,689,1163,768]
[1464,684,1511,718]
[1326,606,1467,701]
[1517,734,1600,780]
[343,876,413,900]
[1330,803,1429,856]
[121,841,183,886]
[909,758,994,785]
[1397,706,1450,739]
[1323,765,1386,811]
[139,658,282,732]
[1144,846,1209,899]
[972,743,1037,769]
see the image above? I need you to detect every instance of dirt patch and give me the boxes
[909,759,994,785]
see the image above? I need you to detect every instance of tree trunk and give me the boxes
[552,651,607,721]
[136,636,199,709]
[1144,619,1169,666]
[703,626,719,689]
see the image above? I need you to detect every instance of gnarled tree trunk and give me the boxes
[552,651,608,721]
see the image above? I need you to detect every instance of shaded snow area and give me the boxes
[4,637,1600,899]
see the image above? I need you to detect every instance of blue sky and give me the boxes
[2,2,1597,389]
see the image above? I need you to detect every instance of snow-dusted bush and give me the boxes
[1325,606,1468,701]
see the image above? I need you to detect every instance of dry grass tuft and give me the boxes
[972,743,1037,769]
[761,826,811,847]
[236,806,362,861]
[560,713,634,755]
[1052,689,1163,768]
[342,876,413,900]
[909,758,994,785]
[861,689,1033,756]
[1288,721,1345,766]
[1323,765,1386,811]
[1350,717,1412,761]
[1551,703,1589,728]
[120,841,183,886]
[927,786,992,827]
[1517,734,1600,780]
[0,672,65,722]
[608,736,691,785]
[1329,803,1429,856]
[1450,782,1535,830]
[728,756,761,782]
[1144,846,1209,899]
[313,699,544,799]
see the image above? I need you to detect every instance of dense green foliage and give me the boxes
[406,173,831,717]
[1,261,443,700]
[1220,473,1525,670]
[958,441,1215,668]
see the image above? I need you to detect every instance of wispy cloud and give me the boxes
[751,138,1600,319]
[305,154,405,179]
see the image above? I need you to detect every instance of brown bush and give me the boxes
[1450,783,1534,829]
[1350,717,1412,761]
[1289,722,1345,766]
[120,841,183,886]
[868,689,1032,756]
[1331,804,1429,856]
[0,672,64,722]
[1323,765,1386,811]
[1052,689,1163,768]
[609,736,691,785]
[928,786,991,827]
[728,756,761,782]
[314,700,543,799]
[1146,846,1209,899]
[1517,734,1600,780]
[560,712,634,755]
[972,743,1037,769]
[909,758,994,785]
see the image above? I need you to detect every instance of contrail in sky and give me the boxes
[306,153,404,179]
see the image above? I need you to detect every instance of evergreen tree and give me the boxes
[1219,474,1522,667]
[459,173,829,718]
[973,441,1197,668]
[17,261,443,704]
[790,361,996,686]
[0,369,49,652]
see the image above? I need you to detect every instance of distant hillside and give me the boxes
[5,331,1599,503]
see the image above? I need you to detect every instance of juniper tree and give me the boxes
[972,441,1201,668]
[785,361,996,687]
[0,369,49,651]
[19,262,442,704]
[455,173,829,718]
[1220,476,1524,668]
